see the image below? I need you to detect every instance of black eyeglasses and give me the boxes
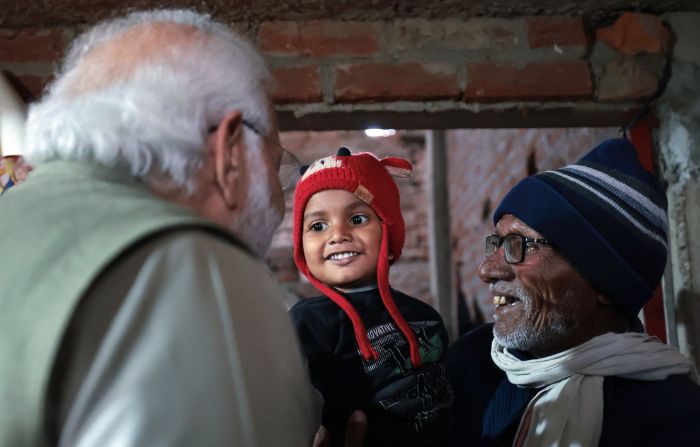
[484,234,553,264]
[241,119,301,191]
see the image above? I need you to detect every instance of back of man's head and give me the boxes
[24,9,272,193]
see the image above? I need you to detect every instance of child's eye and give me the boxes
[309,222,327,232]
[350,214,369,225]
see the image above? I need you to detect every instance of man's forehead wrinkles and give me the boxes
[497,215,543,238]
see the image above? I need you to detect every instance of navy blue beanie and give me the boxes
[494,138,668,320]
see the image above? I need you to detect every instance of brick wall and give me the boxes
[0,12,673,108]
[0,27,74,101]
[261,13,669,111]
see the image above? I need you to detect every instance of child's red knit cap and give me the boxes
[292,147,422,367]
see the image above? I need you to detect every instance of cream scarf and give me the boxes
[491,331,697,447]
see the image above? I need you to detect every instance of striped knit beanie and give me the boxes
[293,147,423,367]
[494,138,668,320]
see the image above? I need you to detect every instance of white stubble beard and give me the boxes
[229,138,284,258]
[493,291,574,355]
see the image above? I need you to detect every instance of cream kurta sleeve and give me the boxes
[49,230,321,446]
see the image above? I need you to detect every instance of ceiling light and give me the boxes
[364,128,396,138]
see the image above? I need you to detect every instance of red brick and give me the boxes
[271,65,323,104]
[389,18,521,51]
[334,63,460,103]
[597,57,661,101]
[0,28,65,63]
[527,17,587,49]
[596,12,669,55]
[259,21,380,57]
[260,22,297,53]
[464,61,592,102]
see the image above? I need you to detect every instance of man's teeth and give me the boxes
[493,295,508,305]
[328,252,358,261]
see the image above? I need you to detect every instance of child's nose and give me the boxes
[328,222,352,244]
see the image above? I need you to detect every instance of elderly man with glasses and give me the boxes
[0,9,318,446]
[446,138,700,446]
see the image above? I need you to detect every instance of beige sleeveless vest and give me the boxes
[0,160,240,446]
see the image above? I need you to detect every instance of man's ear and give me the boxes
[212,111,244,208]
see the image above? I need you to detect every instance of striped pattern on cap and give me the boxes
[494,138,668,319]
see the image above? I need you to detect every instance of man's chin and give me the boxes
[493,323,536,352]
[244,222,279,258]
[230,207,282,258]
[493,318,574,356]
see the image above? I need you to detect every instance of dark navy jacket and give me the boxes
[291,288,452,447]
[447,324,700,447]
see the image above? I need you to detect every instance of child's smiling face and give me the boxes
[302,189,382,290]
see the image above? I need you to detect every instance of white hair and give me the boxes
[24,9,272,192]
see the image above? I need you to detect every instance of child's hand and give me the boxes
[312,410,367,447]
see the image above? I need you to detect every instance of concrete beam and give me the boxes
[278,102,643,131]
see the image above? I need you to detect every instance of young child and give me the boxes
[291,147,453,447]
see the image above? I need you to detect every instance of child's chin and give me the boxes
[331,278,373,290]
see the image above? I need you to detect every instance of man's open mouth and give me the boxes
[493,295,521,306]
[326,251,359,261]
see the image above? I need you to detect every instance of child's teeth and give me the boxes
[330,252,357,260]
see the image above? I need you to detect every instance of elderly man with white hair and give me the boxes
[0,9,318,447]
